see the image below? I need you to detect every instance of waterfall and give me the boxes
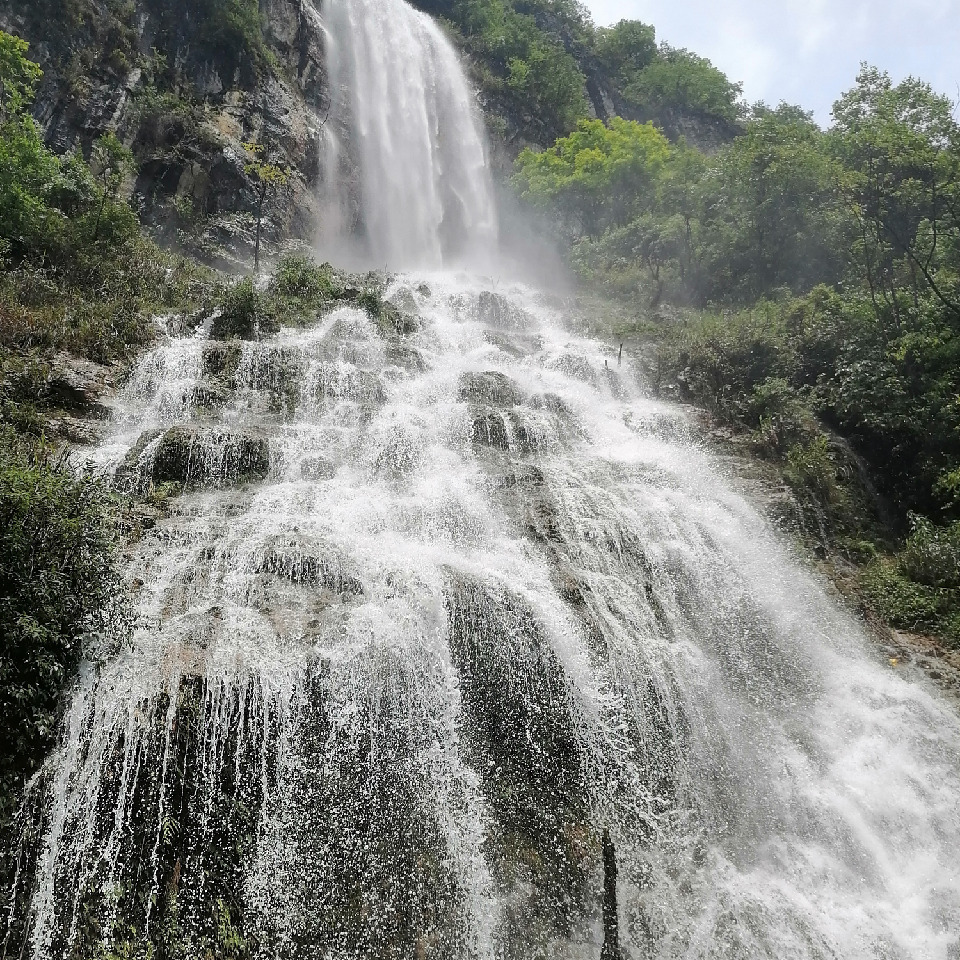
[4,2,960,958]
[6,276,960,960]
[318,0,499,269]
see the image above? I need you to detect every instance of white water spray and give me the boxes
[319,0,499,269]
[5,1,960,958]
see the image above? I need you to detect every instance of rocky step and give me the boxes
[121,426,272,490]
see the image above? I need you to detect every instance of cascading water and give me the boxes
[318,0,499,269]
[5,1,960,959]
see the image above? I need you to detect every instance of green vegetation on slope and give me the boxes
[517,65,960,644]
[0,33,215,848]
[410,0,744,145]
[0,428,125,827]
[0,32,216,377]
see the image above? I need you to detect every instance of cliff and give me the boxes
[0,0,329,268]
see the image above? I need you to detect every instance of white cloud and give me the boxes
[583,0,960,123]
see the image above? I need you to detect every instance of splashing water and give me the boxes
[318,0,499,269]
[5,0,960,957]
[6,276,960,960]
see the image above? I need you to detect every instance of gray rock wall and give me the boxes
[0,0,336,269]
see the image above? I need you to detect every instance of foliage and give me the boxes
[0,429,126,824]
[514,117,671,236]
[242,142,290,274]
[211,256,362,339]
[860,517,960,645]
[829,66,960,323]
[270,255,338,311]
[521,62,960,626]
[0,32,42,119]
[213,277,271,339]
[0,35,216,364]
[623,45,744,129]
[191,0,269,79]
[0,33,138,272]
[593,19,657,86]
[412,0,590,139]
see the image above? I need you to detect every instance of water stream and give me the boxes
[4,0,960,958]
[318,0,498,269]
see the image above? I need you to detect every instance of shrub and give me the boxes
[860,562,947,636]
[859,518,960,644]
[269,254,338,310]
[897,517,960,589]
[213,277,270,339]
[784,435,840,505]
[0,429,126,824]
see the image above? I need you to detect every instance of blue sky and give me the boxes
[583,0,960,124]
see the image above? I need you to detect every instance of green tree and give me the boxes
[514,117,671,236]
[830,65,960,322]
[243,142,289,274]
[89,131,136,244]
[0,31,42,120]
[0,33,137,271]
[624,46,744,129]
[594,19,657,85]
[696,105,847,301]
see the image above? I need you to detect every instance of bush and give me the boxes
[859,517,960,644]
[784,435,840,506]
[213,277,272,339]
[0,429,126,824]
[269,254,338,310]
[898,517,960,589]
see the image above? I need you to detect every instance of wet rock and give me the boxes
[471,412,510,450]
[443,573,589,933]
[385,344,428,372]
[458,370,523,407]
[54,414,107,446]
[532,392,575,418]
[257,545,363,595]
[299,456,336,480]
[500,464,546,489]
[484,331,545,357]
[189,383,231,409]
[381,302,420,336]
[202,343,244,381]
[603,365,629,400]
[310,366,386,406]
[372,426,424,477]
[387,287,418,315]
[507,410,542,453]
[476,291,533,331]
[126,426,271,489]
[549,353,597,385]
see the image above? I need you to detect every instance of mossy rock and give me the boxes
[470,411,510,450]
[131,426,271,489]
[458,371,523,407]
[202,342,244,381]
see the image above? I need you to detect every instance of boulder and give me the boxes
[458,371,523,408]
[125,426,271,489]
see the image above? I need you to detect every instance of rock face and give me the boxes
[0,0,331,269]
[124,425,272,489]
